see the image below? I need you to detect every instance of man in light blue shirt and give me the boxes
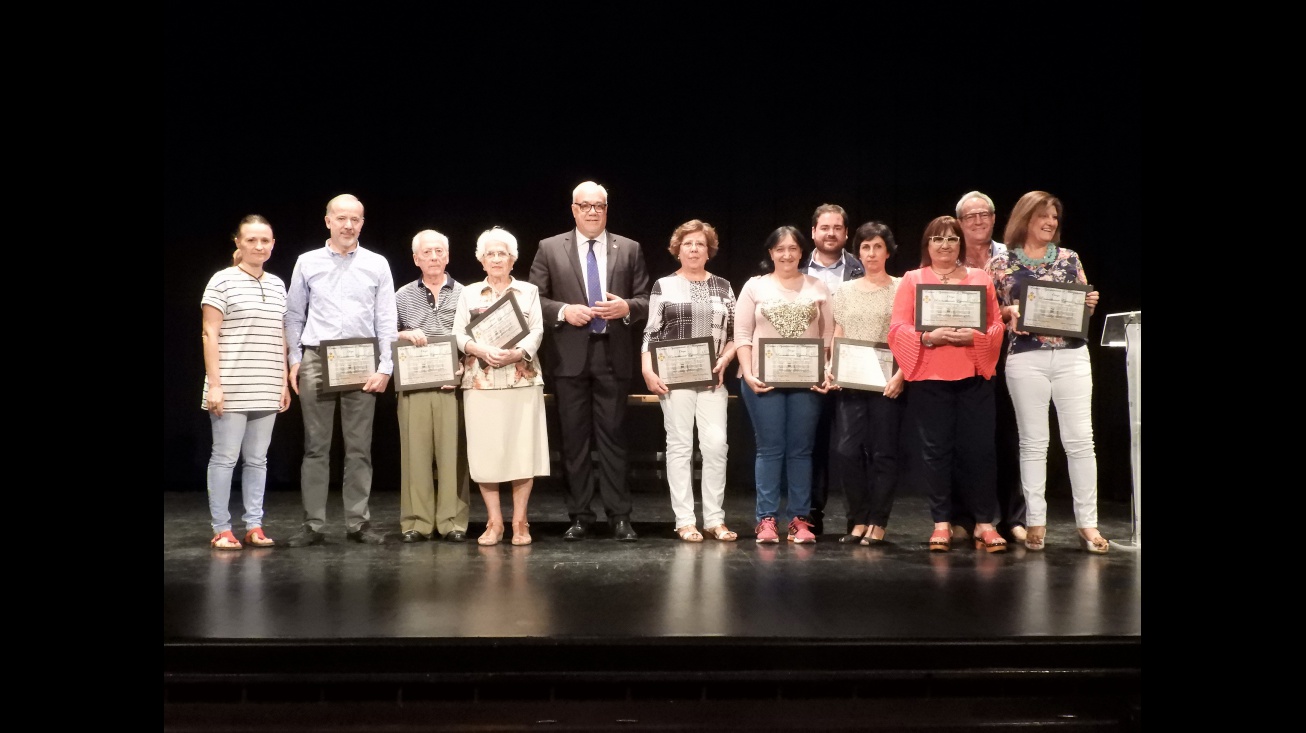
[283,193,398,547]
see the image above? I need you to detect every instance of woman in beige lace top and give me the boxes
[828,221,905,546]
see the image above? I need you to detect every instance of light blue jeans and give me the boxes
[741,387,821,522]
[207,410,277,534]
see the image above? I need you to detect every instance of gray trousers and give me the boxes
[297,348,376,532]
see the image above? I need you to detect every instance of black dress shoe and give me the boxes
[400,530,430,543]
[612,519,639,542]
[563,519,591,541]
[838,531,866,544]
[347,522,387,545]
[444,530,467,543]
[283,526,325,548]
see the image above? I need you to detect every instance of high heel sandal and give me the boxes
[974,528,1009,553]
[478,523,504,546]
[928,528,951,552]
[1080,530,1109,554]
[860,525,886,546]
[1024,526,1046,551]
[511,521,532,546]
[838,526,868,544]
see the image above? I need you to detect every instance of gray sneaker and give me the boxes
[283,526,325,548]
[346,522,387,545]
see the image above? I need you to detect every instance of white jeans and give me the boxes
[658,386,729,528]
[1005,347,1098,528]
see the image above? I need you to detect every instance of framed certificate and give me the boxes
[916,284,987,331]
[392,336,460,392]
[465,291,529,350]
[319,338,378,393]
[650,336,717,389]
[757,338,824,388]
[1017,281,1092,339]
[830,338,896,393]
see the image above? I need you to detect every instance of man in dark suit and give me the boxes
[529,181,651,541]
[801,203,864,536]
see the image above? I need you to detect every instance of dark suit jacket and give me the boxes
[528,231,651,379]
[802,249,865,282]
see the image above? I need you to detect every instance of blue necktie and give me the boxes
[586,239,605,333]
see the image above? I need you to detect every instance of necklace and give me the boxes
[237,264,265,302]
[1014,244,1057,268]
[930,264,962,284]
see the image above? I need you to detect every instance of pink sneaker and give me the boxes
[755,517,779,544]
[787,516,816,544]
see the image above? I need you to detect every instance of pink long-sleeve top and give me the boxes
[887,267,1003,382]
[734,273,834,377]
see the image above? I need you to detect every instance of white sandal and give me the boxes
[703,525,737,542]
[676,525,704,542]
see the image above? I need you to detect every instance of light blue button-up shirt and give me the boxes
[285,242,398,375]
[804,252,846,294]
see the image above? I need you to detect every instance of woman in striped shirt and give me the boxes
[200,215,291,550]
[640,220,738,542]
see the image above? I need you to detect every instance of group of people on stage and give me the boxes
[198,181,1110,555]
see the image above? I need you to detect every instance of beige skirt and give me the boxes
[464,386,551,483]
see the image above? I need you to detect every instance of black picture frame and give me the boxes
[1016,281,1092,339]
[915,284,988,332]
[318,338,378,393]
[650,336,718,389]
[757,338,824,388]
[391,335,461,393]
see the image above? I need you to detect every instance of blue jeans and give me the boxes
[741,387,821,522]
[207,410,277,533]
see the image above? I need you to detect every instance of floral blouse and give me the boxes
[985,245,1090,355]
[451,278,545,390]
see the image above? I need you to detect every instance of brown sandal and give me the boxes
[974,528,1009,553]
[676,525,704,542]
[928,528,951,552]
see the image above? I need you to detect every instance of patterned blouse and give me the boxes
[734,273,834,377]
[451,278,545,391]
[832,277,900,343]
[641,273,736,356]
[985,245,1090,355]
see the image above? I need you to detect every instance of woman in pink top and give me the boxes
[735,226,834,544]
[887,216,1006,552]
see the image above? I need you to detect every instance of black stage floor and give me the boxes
[163,483,1141,732]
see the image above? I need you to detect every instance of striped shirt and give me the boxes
[396,275,462,338]
[201,267,287,411]
[641,273,736,354]
[284,242,398,374]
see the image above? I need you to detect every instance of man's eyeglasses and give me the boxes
[960,211,993,223]
[573,202,608,213]
[928,236,961,245]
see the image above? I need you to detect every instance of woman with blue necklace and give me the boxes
[985,191,1108,553]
